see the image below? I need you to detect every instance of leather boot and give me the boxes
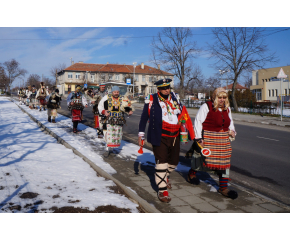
[48,116,51,122]
[158,191,171,203]
[218,188,238,199]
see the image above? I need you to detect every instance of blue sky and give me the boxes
[1,27,290,88]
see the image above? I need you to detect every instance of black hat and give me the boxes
[55,89,59,93]
[154,78,172,88]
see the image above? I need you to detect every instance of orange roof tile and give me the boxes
[62,63,173,76]
[224,83,248,89]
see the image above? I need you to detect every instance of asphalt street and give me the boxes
[58,100,290,206]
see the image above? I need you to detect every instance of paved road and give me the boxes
[58,100,290,206]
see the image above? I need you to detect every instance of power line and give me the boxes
[0,28,288,41]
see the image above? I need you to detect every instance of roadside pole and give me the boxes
[277,68,287,121]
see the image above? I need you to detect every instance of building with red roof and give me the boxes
[223,83,249,92]
[57,62,174,95]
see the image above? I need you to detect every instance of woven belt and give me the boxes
[162,129,179,136]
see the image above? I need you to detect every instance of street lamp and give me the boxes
[132,62,137,98]
[219,69,230,90]
[207,84,211,100]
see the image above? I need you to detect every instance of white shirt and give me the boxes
[66,92,88,106]
[194,103,235,139]
[158,97,181,125]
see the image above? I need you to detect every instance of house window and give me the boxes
[91,74,95,82]
[115,74,119,81]
[109,74,113,81]
[134,75,138,82]
[153,76,157,82]
[272,89,274,96]
[142,75,145,82]
[76,73,80,79]
[268,90,271,97]
[149,76,152,82]
[276,89,278,96]
[68,72,73,79]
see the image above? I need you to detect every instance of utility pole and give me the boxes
[55,70,57,86]
[132,62,137,98]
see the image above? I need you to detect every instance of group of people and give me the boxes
[138,79,238,203]
[19,79,238,204]
[66,84,134,156]
[18,82,62,123]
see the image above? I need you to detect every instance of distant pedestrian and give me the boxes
[67,85,88,133]
[138,79,194,203]
[47,89,62,123]
[186,87,238,199]
[29,85,38,109]
[36,82,49,111]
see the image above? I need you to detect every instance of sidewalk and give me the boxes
[3,96,290,213]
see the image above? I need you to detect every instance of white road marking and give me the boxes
[256,136,279,141]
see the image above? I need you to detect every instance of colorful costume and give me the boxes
[36,82,49,111]
[67,86,88,133]
[47,89,62,123]
[186,87,238,199]
[138,79,193,203]
[98,88,134,151]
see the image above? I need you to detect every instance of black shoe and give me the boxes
[48,116,51,122]
[52,119,56,123]
[218,188,238,199]
[187,169,200,185]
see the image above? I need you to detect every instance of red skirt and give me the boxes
[72,109,82,122]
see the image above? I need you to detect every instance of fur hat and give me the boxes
[111,86,120,92]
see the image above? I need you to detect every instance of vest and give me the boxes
[202,101,231,132]
[107,94,123,117]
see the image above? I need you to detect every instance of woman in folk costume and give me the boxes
[186,87,238,199]
[67,85,88,133]
[36,82,49,111]
[47,89,62,123]
[98,86,134,155]
[138,79,194,203]
[29,85,38,109]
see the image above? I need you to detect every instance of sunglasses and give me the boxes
[158,86,170,90]
[218,96,227,99]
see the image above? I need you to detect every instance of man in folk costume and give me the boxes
[67,85,88,133]
[29,85,38,109]
[185,87,238,199]
[138,79,194,203]
[47,88,62,123]
[91,84,108,136]
[36,82,49,111]
[98,86,134,155]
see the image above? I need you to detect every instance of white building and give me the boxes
[57,62,174,96]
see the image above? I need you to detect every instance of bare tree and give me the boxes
[50,63,67,78]
[27,74,41,87]
[3,59,27,93]
[207,27,277,111]
[151,27,201,99]
[0,65,9,92]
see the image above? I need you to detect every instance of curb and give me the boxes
[13,100,160,213]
